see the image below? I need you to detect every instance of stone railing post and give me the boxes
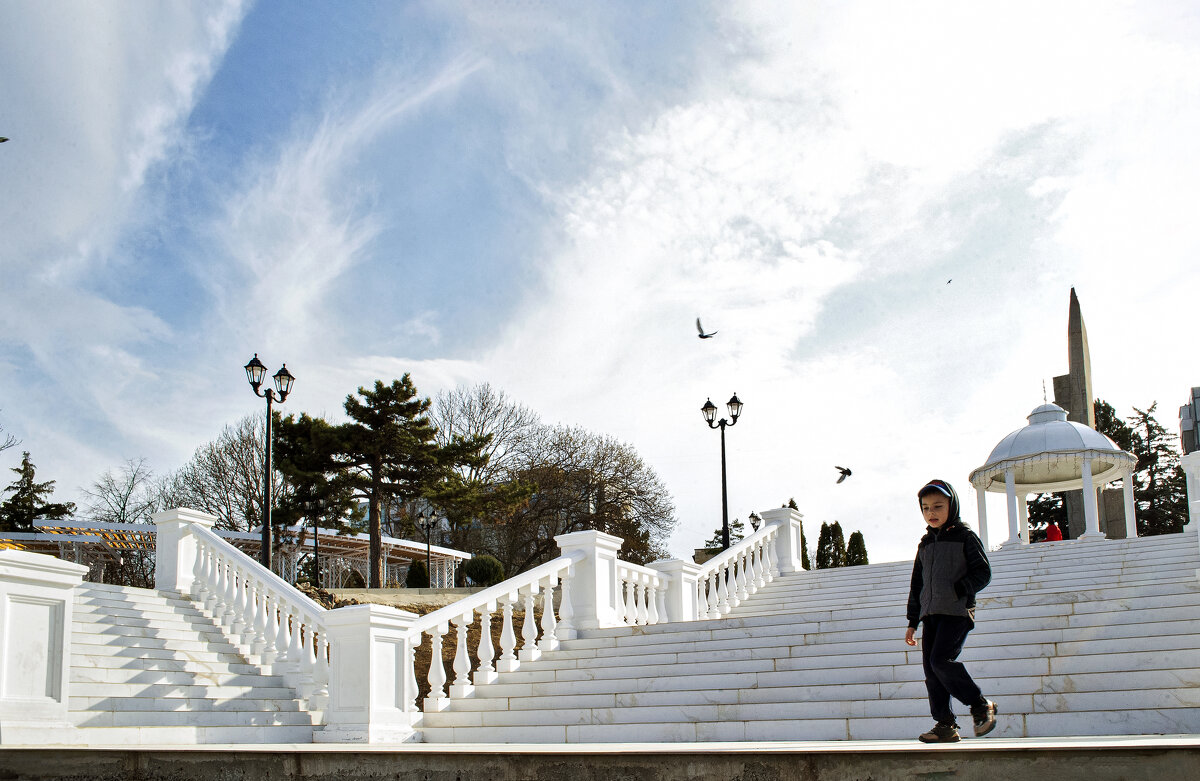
[153,507,217,593]
[315,604,420,743]
[554,530,624,631]
[648,559,702,623]
[757,507,804,574]
[0,550,89,744]
[1182,452,1200,533]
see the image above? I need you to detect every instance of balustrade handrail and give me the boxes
[192,523,327,618]
[616,559,664,582]
[695,522,777,578]
[405,552,582,638]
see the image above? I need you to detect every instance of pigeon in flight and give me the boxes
[696,318,717,339]
[0,137,9,143]
[947,279,952,284]
[835,466,852,484]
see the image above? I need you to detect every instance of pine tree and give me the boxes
[814,522,832,569]
[336,377,490,588]
[703,517,746,549]
[828,521,847,567]
[1128,403,1187,536]
[845,530,869,565]
[0,452,75,532]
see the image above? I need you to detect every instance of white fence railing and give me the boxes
[148,506,809,742]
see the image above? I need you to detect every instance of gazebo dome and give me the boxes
[973,402,1132,491]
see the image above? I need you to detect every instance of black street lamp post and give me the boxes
[244,354,295,570]
[701,393,743,551]
[416,510,438,588]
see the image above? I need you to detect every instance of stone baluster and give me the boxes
[624,579,638,625]
[257,587,277,666]
[310,633,330,707]
[734,552,749,601]
[474,602,497,685]
[286,609,305,680]
[707,571,721,619]
[210,556,227,619]
[539,575,559,653]
[715,564,729,615]
[519,586,540,662]
[746,546,761,594]
[425,624,449,711]
[557,566,576,641]
[193,542,210,603]
[296,618,317,697]
[449,614,474,699]
[696,576,709,619]
[273,598,292,667]
[245,580,265,656]
[497,595,519,673]
[724,559,739,610]
[634,580,648,625]
[646,578,660,625]
[403,637,419,714]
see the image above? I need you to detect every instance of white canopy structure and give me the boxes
[969,402,1138,549]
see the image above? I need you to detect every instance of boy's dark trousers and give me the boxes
[921,614,983,724]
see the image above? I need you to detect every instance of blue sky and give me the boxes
[2,1,1200,564]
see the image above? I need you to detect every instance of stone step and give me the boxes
[418,704,1200,743]
[72,707,313,728]
[69,681,299,700]
[72,694,304,714]
[70,641,248,665]
[70,652,263,676]
[71,665,286,687]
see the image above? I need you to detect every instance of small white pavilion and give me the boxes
[969,402,1138,549]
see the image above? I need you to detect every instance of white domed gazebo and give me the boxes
[970,402,1138,548]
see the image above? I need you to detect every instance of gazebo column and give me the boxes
[1078,457,1105,540]
[975,486,989,550]
[1017,495,1030,545]
[1122,473,1137,539]
[1002,468,1021,547]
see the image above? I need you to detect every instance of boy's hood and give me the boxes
[918,478,962,532]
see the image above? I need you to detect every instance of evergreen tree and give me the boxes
[1128,403,1187,536]
[1027,492,1065,542]
[814,521,848,569]
[702,517,745,549]
[335,377,492,587]
[0,452,75,532]
[845,530,869,565]
[828,521,847,567]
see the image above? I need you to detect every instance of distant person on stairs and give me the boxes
[904,478,998,743]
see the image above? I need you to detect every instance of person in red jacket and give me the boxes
[1045,521,1063,541]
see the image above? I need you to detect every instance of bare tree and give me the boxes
[431,383,541,484]
[83,458,158,524]
[158,414,289,532]
[493,425,676,574]
[0,411,18,456]
[81,458,159,587]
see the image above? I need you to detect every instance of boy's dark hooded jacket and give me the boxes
[906,480,991,628]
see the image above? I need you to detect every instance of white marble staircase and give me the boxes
[418,532,1200,743]
[67,581,315,744]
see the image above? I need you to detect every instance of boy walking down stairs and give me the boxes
[906,479,998,743]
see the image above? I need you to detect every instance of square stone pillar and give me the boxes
[0,550,89,745]
[153,507,217,593]
[315,604,421,743]
[648,559,702,623]
[757,507,805,574]
[554,530,624,631]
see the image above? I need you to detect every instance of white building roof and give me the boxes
[970,402,1137,493]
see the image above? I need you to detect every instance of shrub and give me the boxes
[405,559,429,588]
[462,554,505,587]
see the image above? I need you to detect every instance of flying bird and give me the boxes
[0,137,9,143]
[696,318,717,339]
[946,279,952,284]
[835,466,852,484]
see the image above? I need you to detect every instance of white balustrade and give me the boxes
[694,522,779,620]
[615,563,666,626]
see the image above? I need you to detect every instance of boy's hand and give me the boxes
[904,627,917,646]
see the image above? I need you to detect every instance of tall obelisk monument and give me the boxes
[1052,288,1095,537]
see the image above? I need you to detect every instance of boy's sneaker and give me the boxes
[918,722,960,743]
[971,700,998,737]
